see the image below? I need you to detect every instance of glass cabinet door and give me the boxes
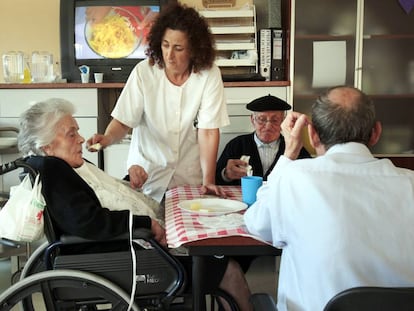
[362,0,414,154]
[293,0,358,115]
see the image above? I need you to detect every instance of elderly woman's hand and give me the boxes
[281,112,309,160]
[151,219,167,246]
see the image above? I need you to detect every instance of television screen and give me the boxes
[74,5,160,60]
[60,0,170,83]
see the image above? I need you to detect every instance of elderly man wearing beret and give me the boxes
[216,94,311,185]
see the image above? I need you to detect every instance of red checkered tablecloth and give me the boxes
[165,185,264,248]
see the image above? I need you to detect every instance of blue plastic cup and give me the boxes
[241,176,263,206]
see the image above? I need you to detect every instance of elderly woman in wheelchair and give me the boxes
[0,98,261,311]
[18,98,166,245]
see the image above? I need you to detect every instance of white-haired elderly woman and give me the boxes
[18,98,166,245]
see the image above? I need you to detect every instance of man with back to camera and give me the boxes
[215,94,311,185]
[244,85,414,311]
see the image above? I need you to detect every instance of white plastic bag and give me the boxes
[0,174,45,242]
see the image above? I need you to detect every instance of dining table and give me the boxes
[165,185,281,311]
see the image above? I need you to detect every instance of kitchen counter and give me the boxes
[0,80,290,89]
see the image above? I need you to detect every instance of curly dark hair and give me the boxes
[145,2,216,73]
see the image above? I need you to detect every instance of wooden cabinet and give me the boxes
[292,0,414,159]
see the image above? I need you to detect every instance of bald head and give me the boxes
[327,86,364,111]
[311,86,377,150]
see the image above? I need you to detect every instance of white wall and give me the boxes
[0,0,60,83]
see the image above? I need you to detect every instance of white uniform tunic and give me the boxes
[112,59,229,202]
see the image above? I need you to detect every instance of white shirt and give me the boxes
[254,133,280,174]
[244,142,414,311]
[112,59,229,202]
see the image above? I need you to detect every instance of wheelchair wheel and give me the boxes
[0,269,140,311]
[20,241,49,280]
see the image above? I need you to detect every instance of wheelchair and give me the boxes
[0,158,277,311]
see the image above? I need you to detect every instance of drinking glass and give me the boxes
[2,51,24,83]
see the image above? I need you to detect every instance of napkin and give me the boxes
[198,213,245,229]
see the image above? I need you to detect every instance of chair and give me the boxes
[323,286,414,311]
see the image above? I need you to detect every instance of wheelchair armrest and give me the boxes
[132,228,154,240]
[58,228,154,245]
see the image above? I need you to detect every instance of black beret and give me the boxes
[246,94,291,112]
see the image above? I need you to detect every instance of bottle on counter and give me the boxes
[23,55,32,84]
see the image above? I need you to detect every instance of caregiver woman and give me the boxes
[87,2,229,202]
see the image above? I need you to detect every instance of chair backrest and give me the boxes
[324,286,414,311]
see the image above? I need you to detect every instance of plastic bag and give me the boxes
[0,174,45,242]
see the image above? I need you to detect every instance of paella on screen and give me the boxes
[75,5,159,59]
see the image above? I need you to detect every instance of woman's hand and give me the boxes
[200,184,227,198]
[128,165,148,189]
[86,133,112,152]
[151,219,167,247]
[87,119,130,152]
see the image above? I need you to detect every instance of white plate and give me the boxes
[178,198,247,216]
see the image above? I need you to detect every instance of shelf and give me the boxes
[0,81,290,89]
[210,26,255,34]
[199,9,254,18]
[223,80,290,87]
[363,34,414,40]
[295,34,355,40]
[293,93,414,100]
[0,82,125,89]
[216,59,256,67]
[215,42,255,50]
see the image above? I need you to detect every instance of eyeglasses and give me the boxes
[254,116,283,126]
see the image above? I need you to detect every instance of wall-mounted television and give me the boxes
[60,0,171,82]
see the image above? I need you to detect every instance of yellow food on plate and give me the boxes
[190,202,202,211]
[88,12,137,58]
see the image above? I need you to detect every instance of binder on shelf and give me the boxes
[271,28,285,81]
[259,28,271,81]
[259,28,285,81]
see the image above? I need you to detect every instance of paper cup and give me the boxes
[94,72,103,83]
[241,176,263,206]
[80,73,89,83]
